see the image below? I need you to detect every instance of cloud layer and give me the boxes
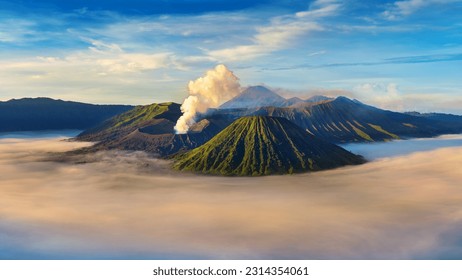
[1,0,461,111]
[2,134,462,259]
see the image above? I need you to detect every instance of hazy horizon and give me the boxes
[3,94,462,116]
[1,0,462,113]
[2,132,462,259]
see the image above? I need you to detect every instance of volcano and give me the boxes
[173,116,365,176]
[219,86,287,109]
[76,95,462,158]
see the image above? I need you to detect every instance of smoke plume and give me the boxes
[174,64,241,134]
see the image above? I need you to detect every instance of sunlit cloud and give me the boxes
[207,1,339,61]
[0,38,185,104]
[350,82,462,113]
[353,82,405,111]
[2,135,462,259]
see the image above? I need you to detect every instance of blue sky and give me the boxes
[1,0,462,113]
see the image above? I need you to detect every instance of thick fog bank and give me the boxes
[341,134,462,160]
[1,134,462,259]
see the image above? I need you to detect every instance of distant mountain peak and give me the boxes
[334,96,352,102]
[220,85,286,109]
[246,85,272,91]
[306,95,334,103]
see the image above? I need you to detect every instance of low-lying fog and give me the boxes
[2,132,462,259]
[340,134,462,160]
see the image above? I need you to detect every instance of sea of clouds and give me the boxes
[1,133,462,259]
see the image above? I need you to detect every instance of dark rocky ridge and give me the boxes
[0,97,133,132]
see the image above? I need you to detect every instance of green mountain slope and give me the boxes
[211,96,462,143]
[174,116,365,176]
[77,102,182,141]
[76,102,225,156]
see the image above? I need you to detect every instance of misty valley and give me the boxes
[1,131,462,259]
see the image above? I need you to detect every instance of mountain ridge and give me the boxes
[220,86,288,109]
[173,116,365,176]
[74,95,462,157]
[219,85,334,109]
[0,97,133,132]
[209,96,462,143]
[77,102,181,142]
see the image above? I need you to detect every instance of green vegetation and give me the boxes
[402,123,416,128]
[244,96,461,143]
[339,122,351,132]
[174,116,364,176]
[353,120,365,128]
[105,102,173,130]
[77,102,181,141]
[368,124,400,139]
[347,121,373,141]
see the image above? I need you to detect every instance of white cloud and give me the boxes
[207,2,339,62]
[382,0,462,20]
[96,53,173,74]
[36,39,177,75]
[0,39,186,104]
[0,19,37,43]
[308,50,327,56]
[350,82,462,113]
[296,1,341,18]
[89,41,173,74]
[209,22,323,61]
[353,83,404,110]
[0,12,74,44]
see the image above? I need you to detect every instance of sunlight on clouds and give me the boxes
[71,39,176,74]
[4,40,178,76]
[207,1,338,62]
[96,52,173,74]
[208,21,321,61]
[2,136,462,259]
[353,83,404,111]
[351,82,462,113]
[0,39,184,104]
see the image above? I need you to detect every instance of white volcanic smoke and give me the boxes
[174,64,241,134]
